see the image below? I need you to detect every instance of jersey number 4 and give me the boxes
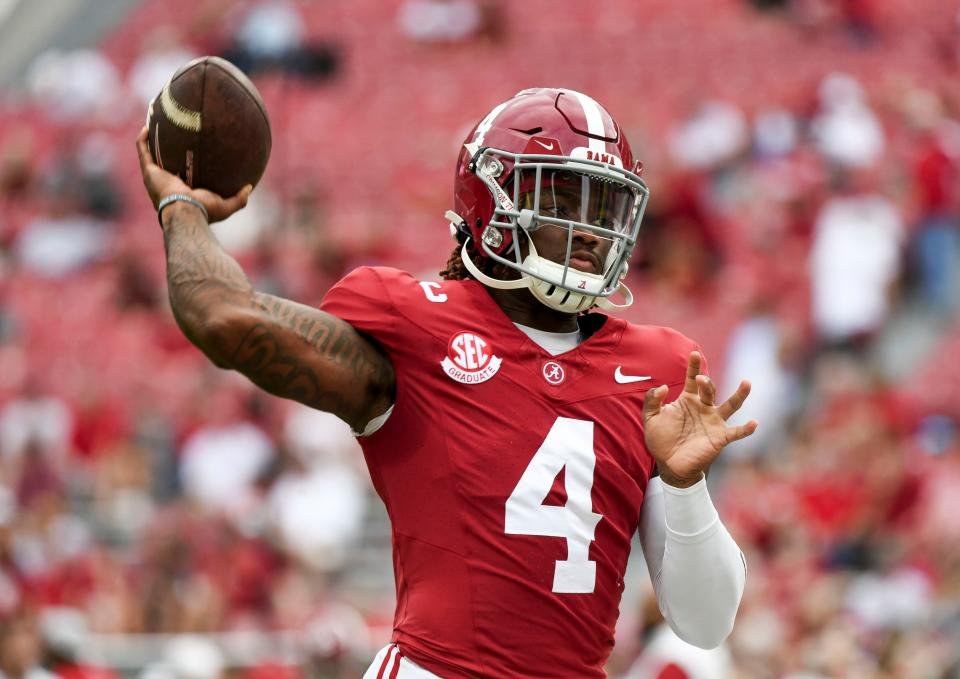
[505,417,603,594]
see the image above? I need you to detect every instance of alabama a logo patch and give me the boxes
[441,331,503,384]
[542,361,565,385]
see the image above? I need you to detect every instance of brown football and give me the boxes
[146,56,271,197]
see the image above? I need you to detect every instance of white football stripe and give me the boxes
[161,81,202,132]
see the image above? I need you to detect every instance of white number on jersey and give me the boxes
[505,417,603,593]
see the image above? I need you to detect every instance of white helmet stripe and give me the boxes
[568,89,608,155]
[464,100,511,156]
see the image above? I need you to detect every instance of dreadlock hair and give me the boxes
[439,243,471,281]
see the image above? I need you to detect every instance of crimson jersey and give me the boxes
[320,267,701,679]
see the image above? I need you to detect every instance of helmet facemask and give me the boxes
[457,147,650,313]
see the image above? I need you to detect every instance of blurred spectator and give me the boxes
[14,211,108,279]
[843,566,934,631]
[39,607,119,679]
[266,408,366,572]
[113,251,161,311]
[161,636,224,679]
[902,91,960,313]
[127,27,198,107]
[623,587,732,679]
[838,0,880,43]
[0,379,72,469]
[40,133,124,221]
[748,0,789,11]
[0,614,57,679]
[14,439,63,513]
[235,2,305,63]
[26,50,123,124]
[668,100,749,170]
[624,625,731,679]
[178,387,273,514]
[280,404,360,468]
[266,445,365,571]
[0,486,20,617]
[752,108,800,159]
[223,2,340,81]
[811,73,885,168]
[768,0,878,43]
[0,126,36,205]
[210,188,279,257]
[12,135,121,276]
[952,6,960,68]
[397,0,484,43]
[298,602,371,677]
[809,169,903,345]
[91,441,155,543]
[721,311,798,459]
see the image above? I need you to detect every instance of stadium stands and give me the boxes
[0,0,958,675]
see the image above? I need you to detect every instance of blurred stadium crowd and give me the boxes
[0,0,958,677]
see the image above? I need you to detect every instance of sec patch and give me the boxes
[441,331,503,384]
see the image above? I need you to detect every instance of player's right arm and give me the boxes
[136,127,395,432]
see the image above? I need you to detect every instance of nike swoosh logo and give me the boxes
[533,139,555,150]
[614,367,652,384]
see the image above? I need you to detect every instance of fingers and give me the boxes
[642,384,669,423]
[718,380,752,420]
[696,374,716,406]
[195,184,252,223]
[725,419,758,444]
[219,184,253,214]
[136,126,153,174]
[682,351,702,395]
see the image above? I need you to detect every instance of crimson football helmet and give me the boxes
[447,87,649,313]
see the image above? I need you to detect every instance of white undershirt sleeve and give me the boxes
[639,476,746,649]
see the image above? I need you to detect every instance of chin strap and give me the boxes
[593,281,633,310]
[460,243,529,289]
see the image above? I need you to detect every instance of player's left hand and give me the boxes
[642,351,757,488]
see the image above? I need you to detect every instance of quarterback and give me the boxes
[136,87,755,678]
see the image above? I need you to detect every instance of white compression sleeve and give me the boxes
[638,476,747,649]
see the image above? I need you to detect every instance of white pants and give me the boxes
[363,644,443,678]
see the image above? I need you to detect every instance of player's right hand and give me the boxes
[135,126,251,224]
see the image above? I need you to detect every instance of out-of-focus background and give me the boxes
[0,0,958,677]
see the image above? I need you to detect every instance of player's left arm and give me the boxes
[638,475,747,649]
[638,351,753,649]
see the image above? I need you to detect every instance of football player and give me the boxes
[136,87,755,678]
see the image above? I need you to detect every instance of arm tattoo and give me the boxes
[161,207,394,427]
[231,293,395,419]
[162,206,253,344]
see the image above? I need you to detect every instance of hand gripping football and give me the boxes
[146,56,271,197]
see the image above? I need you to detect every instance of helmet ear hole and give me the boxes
[445,211,472,245]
